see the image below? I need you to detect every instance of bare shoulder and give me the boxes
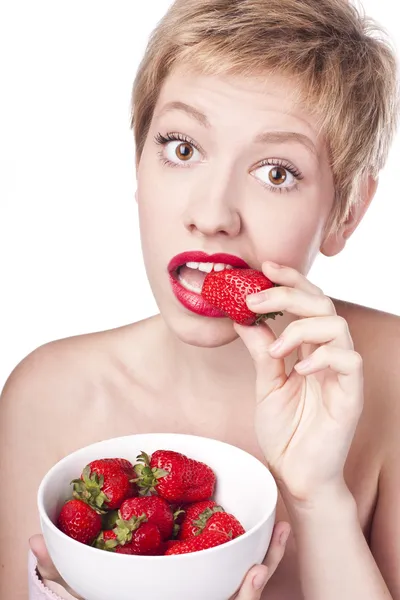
[1,316,156,401]
[0,317,158,453]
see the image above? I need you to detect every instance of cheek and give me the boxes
[249,196,329,272]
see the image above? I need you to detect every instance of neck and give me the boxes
[155,311,295,396]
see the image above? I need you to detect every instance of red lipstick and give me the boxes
[168,251,250,273]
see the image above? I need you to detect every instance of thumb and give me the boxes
[234,321,286,401]
[29,534,60,582]
[233,564,270,599]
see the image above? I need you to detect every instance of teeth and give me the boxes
[213,263,226,272]
[184,261,235,272]
[198,263,214,273]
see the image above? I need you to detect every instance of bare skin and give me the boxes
[1,298,399,599]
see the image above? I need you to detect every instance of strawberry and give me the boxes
[94,513,147,550]
[71,458,137,511]
[201,268,283,326]
[133,450,215,503]
[161,539,181,554]
[119,496,174,540]
[201,511,245,539]
[57,499,102,545]
[178,500,223,540]
[115,522,162,555]
[164,529,231,555]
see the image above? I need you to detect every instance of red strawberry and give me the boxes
[133,450,215,503]
[119,496,174,540]
[94,513,147,550]
[115,522,162,555]
[71,458,136,511]
[201,268,282,326]
[57,499,102,545]
[178,500,223,540]
[161,539,181,554]
[202,511,245,539]
[165,529,231,555]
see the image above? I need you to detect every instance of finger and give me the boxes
[262,261,323,296]
[232,565,269,599]
[29,535,84,599]
[268,315,354,360]
[295,345,364,399]
[263,521,291,580]
[247,286,336,319]
[234,321,286,400]
[233,522,290,599]
[29,534,60,582]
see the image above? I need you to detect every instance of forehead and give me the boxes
[155,66,322,146]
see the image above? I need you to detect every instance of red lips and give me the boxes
[167,251,250,319]
[168,251,250,273]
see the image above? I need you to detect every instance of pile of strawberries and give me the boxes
[57,449,245,556]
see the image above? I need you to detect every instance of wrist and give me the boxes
[279,478,358,526]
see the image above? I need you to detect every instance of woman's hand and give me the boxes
[29,534,83,599]
[230,521,290,599]
[234,261,364,507]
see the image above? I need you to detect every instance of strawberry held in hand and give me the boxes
[201,268,283,325]
[133,450,216,503]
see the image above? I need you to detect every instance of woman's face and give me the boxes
[136,67,337,347]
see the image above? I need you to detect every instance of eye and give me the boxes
[154,132,202,167]
[252,159,303,193]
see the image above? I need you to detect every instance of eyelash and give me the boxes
[154,131,304,194]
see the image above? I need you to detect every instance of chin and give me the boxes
[166,310,239,348]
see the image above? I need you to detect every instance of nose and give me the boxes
[183,167,242,238]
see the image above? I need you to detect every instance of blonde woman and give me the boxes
[1,0,399,598]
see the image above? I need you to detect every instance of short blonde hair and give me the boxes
[131,0,399,234]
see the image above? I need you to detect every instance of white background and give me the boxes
[0,0,399,392]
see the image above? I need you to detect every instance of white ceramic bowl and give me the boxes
[38,433,277,600]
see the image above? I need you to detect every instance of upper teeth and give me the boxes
[186,262,234,272]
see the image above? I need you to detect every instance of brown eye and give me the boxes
[269,166,287,185]
[176,143,194,161]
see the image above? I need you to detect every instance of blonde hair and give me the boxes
[131,0,399,235]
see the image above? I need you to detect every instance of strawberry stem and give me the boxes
[71,465,110,513]
[254,311,283,325]
[131,451,169,496]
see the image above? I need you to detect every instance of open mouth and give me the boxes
[173,261,235,294]
[168,251,250,318]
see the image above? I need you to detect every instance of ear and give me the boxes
[321,173,379,257]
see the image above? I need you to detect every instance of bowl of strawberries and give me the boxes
[38,433,278,600]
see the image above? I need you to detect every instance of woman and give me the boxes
[1,0,399,598]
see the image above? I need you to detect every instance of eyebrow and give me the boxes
[156,100,318,158]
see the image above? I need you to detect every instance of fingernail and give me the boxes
[296,357,312,371]
[253,571,268,590]
[247,291,269,306]
[265,261,282,268]
[279,529,290,546]
[269,337,284,353]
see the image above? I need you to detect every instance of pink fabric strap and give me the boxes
[28,550,68,600]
